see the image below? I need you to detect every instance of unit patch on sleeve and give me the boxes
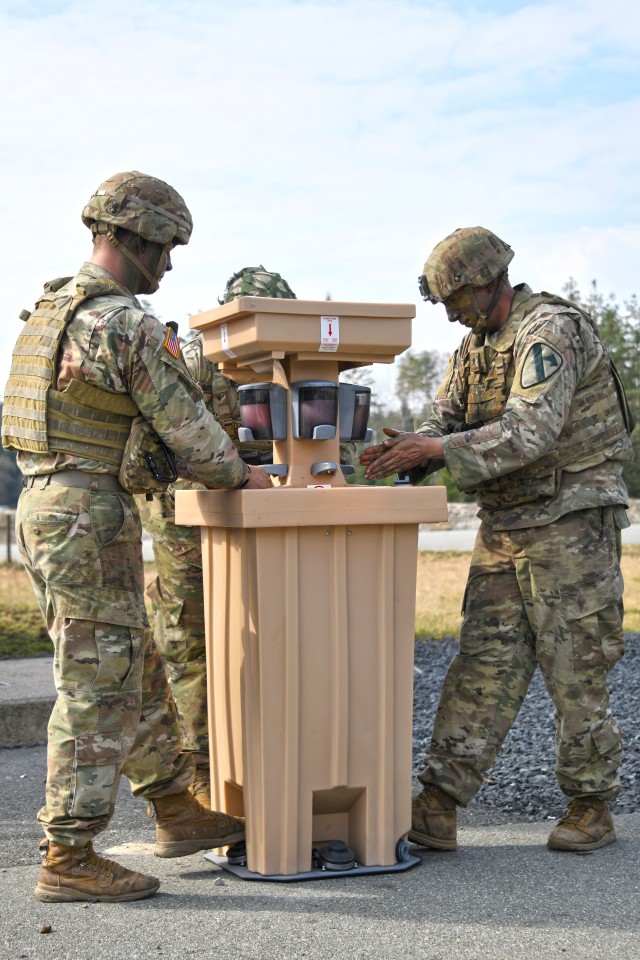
[163,325,181,359]
[519,341,563,388]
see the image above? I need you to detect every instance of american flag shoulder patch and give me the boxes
[163,326,181,359]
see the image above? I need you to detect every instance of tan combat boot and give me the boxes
[150,789,244,858]
[188,757,211,810]
[35,841,160,903]
[408,783,458,851]
[547,797,616,851]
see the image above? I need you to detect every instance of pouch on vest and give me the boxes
[118,416,178,495]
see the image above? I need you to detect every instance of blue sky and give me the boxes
[1,0,638,402]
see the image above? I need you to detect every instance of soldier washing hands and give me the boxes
[138,265,297,810]
[139,265,358,810]
[361,226,633,853]
[2,171,272,903]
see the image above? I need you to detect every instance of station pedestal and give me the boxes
[176,295,447,877]
[175,485,447,876]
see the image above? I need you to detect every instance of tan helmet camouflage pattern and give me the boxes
[423,226,514,302]
[221,265,296,303]
[82,171,193,246]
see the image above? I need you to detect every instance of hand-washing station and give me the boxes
[174,297,447,879]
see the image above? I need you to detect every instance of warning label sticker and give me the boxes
[319,315,340,352]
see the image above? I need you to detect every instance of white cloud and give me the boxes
[0,0,639,402]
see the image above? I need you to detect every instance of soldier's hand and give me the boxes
[359,428,405,467]
[243,465,274,489]
[362,428,443,480]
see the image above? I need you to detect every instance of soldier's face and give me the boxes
[444,286,483,329]
[443,283,496,331]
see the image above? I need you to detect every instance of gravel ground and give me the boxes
[412,632,639,827]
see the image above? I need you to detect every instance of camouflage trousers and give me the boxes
[138,492,208,761]
[420,506,625,806]
[16,482,193,847]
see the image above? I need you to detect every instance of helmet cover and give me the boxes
[82,171,192,246]
[422,226,513,302]
[222,265,296,303]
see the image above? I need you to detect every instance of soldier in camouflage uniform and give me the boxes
[138,266,297,809]
[2,172,273,903]
[361,226,633,853]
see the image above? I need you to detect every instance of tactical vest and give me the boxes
[210,367,240,440]
[457,290,632,508]
[2,276,138,465]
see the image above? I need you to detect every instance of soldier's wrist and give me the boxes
[235,463,252,489]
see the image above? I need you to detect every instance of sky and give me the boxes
[1,0,639,405]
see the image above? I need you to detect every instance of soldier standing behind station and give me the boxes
[361,226,633,853]
[2,172,272,903]
[138,266,297,809]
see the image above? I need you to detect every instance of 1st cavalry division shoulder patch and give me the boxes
[163,325,181,359]
[520,341,562,388]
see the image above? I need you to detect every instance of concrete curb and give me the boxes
[0,657,55,748]
[0,696,52,747]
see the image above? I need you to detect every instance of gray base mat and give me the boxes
[205,851,421,882]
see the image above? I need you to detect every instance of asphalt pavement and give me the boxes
[1,743,639,960]
[1,657,639,959]
[2,528,640,958]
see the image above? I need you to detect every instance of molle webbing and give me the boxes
[47,379,138,466]
[2,276,128,454]
[210,370,240,440]
[209,372,272,456]
[474,369,628,509]
[2,277,74,451]
[464,292,630,507]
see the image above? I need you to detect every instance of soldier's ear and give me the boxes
[482,277,499,295]
[111,225,140,255]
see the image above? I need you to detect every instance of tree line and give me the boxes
[0,279,638,507]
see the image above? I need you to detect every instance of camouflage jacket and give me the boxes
[415,284,632,529]
[14,263,244,489]
[181,334,242,440]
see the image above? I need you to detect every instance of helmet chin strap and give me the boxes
[102,226,168,293]
[469,275,504,332]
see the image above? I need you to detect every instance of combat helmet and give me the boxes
[419,227,513,304]
[221,265,296,303]
[82,171,192,293]
[82,171,192,246]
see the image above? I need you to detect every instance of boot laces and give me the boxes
[191,771,210,800]
[76,846,115,882]
[559,798,602,826]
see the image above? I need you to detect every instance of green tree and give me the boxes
[395,349,447,431]
[563,279,640,497]
[339,365,381,426]
[341,366,396,485]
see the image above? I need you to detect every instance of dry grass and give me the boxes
[415,544,640,637]
[622,545,640,632]
[0,563,50,657]
[1,545,639,657]
[415,551,467,638]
